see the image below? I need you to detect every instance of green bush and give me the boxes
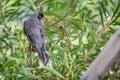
[0,0,120,80]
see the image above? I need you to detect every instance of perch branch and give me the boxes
[46,0,79,28]
[29,44,33,73]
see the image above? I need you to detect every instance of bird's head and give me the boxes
[37,12,44,20]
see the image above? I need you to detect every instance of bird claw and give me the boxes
[31,48,36,52]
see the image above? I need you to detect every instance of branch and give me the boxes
[80,28,120,80]
[29,44,33,74]
[0,39,14,56]
[46,0,79,28]
[0,1,7,27]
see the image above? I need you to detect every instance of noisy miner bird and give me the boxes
[23,12,51,68]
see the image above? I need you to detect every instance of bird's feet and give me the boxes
[31,48,36,52]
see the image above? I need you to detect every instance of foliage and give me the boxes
[0,0,120,80]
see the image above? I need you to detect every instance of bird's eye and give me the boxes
[38,12,44,19]
[39,13,44,17]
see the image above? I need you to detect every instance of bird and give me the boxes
[23,12,51,68]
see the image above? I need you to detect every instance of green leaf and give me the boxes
[44,67,65,79]
[1,60,16,69]
[111,1,120,24]
[4,0,17,8]
[99,7,104,26]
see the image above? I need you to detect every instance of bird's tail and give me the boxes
[38,50,51,68]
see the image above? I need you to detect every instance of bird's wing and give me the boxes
[39,24,45,41]
[23,21,34,45]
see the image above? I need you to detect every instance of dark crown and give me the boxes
[39,12,44,17]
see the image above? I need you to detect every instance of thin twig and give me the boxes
[66,59,74,80]
[84,27,109,61]
[84,16,114,60]
[46,0,79,28]
[0,1,7,27]
[29,44,33,73]
[36,2,42,12]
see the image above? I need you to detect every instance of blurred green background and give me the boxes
[0,0,120,80]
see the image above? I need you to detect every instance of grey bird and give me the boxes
[23,12,51,68]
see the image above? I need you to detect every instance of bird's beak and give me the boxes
[43,16,46,19]
[41,15,45,20]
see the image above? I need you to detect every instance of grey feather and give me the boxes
[23,12,51,67]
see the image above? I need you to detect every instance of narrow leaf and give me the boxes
[44,67,65,79]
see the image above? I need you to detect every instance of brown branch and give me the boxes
[0,1,7,27]
[66,59,74,80]
[46,0,79,28]
[84,27,109,60]
[84,16,114,60]
[29,44,33,74]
